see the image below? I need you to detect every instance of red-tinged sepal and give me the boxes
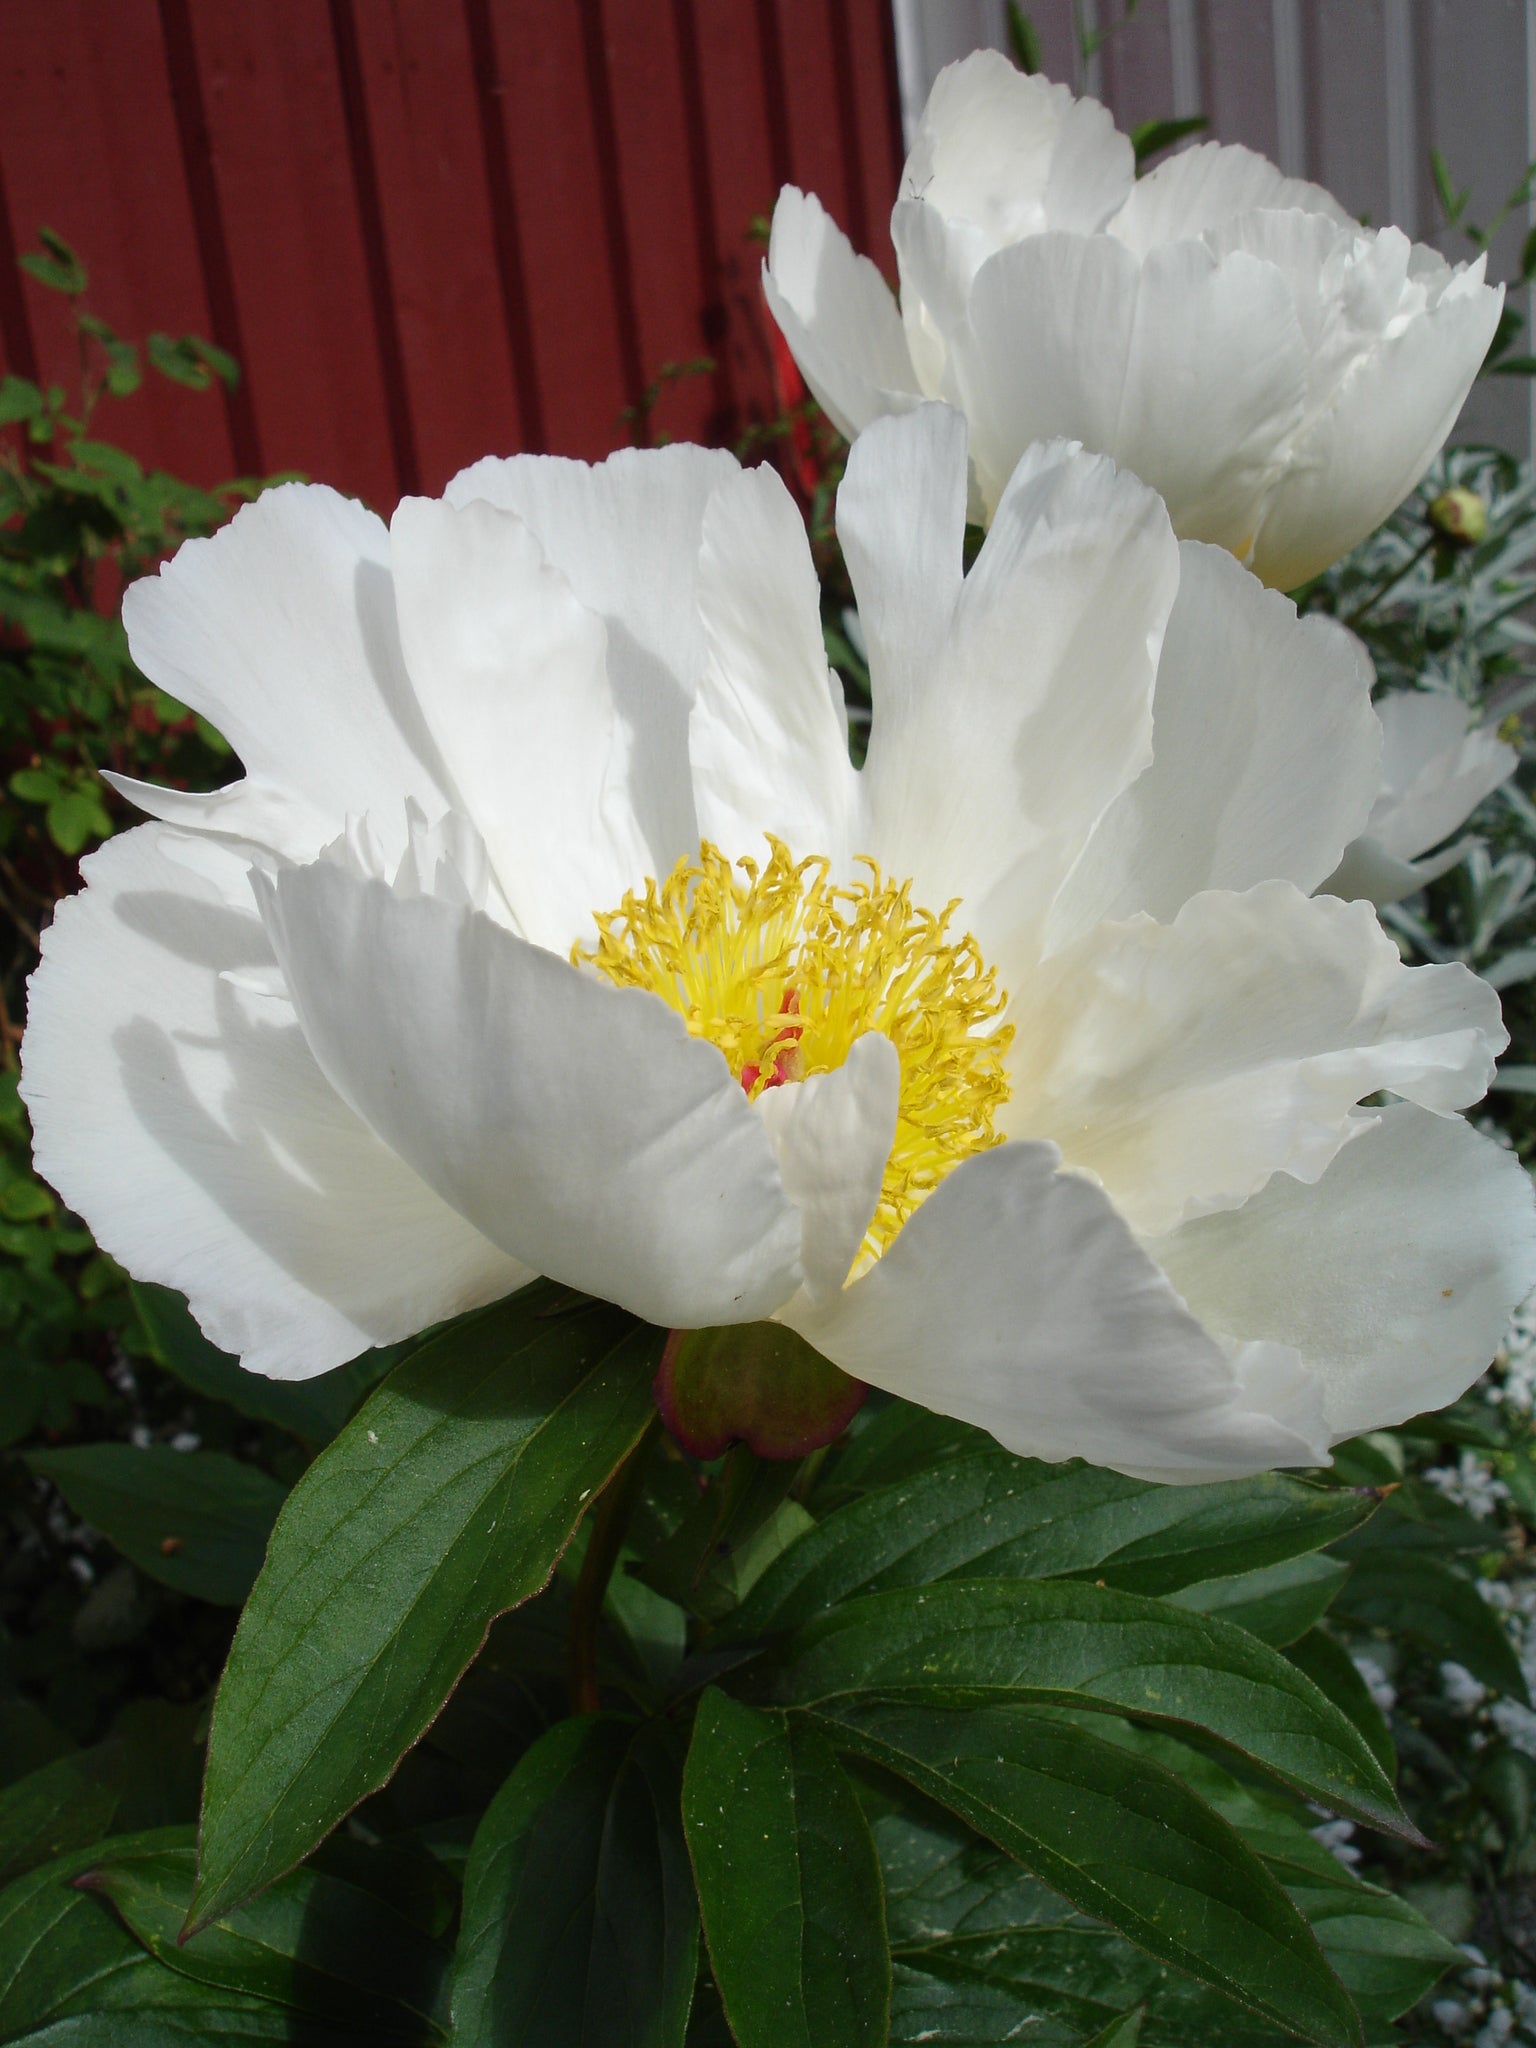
[655,1322,866,1460]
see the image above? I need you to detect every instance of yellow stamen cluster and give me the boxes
[577,839,1013,1266]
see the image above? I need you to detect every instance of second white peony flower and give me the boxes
[21,405,1536,1482]
[765,53,1504,590]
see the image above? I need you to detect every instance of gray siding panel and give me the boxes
[892,0,1536,455]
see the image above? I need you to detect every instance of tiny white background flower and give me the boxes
[765,52,1503,590]
[21,406,1536,1483]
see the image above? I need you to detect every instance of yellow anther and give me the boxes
[577,839,1013,1266]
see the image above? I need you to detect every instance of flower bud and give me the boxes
[1428,485,1488,546]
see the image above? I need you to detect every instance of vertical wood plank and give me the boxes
[185,0,399,508]
[0,0,234,484]
[486,0,632,461]
[830,0,904,272]
[596,0,718,447]
[690,1,786,443]
[0,140,36,384]
[349,0,527,493]
[776,0,860,256]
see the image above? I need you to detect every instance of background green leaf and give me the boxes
[761,1578,1413,1836]
[683,1690,889,2048]
[728,1451,1376,1641]
[1334,1550,1530,1702]
[816,1700,1360,2048]
[453,1715,695,2048]
[28,1445,289,1605]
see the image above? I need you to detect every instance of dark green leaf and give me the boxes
[20,228,87,296]
[147,332,215,390]
[84,1839,449,2041]
[0,1177,54,1222]
[29,1445,288,1606]
[1398,1396,1505,1448]
[0,1698,74,1791]
[638,1450,811,1622]
[133,1280,395,1443]
[1073,1718,1456,2031]
[1334,1551,1529,1703]
[684,1690,889,2048]
[1334,1477,1493,1555]
[0,1702,202,1889]
[1328,1436,1402,1488]
[819,1701,1359,2048]
[1282,1871,1458,2036]
[874,1765,1447,2043]
[1285,1630,1395,1781]
[1006,3,1043,72]
[890,1938,1148,2048]
[1170,1555,1350,1646]
[1131,115,1208,169]
[759,1579,1413,1836]
[1085,2014,1143,2048]
[0,376,43,426]
[45,787,109,854]
[192,1289,660,1928]
[1430,146,1468,224]
[453,1715,695,2047]
[726,1450,1376,1641]
[0,1828,192,2043]
[8,766,61,805]
[185,335,240,389]
[816,1400,980,1501]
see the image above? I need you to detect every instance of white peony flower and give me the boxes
[764,53,1503,590]
[20,406,1536,1482]
[1324,689,1519,905]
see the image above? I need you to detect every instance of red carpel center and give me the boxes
[739,988,803,1093]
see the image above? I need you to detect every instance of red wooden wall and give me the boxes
[0,0,902,510]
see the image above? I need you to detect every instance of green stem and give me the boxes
[567,1418,658,1716]
[1342,531,1436,628]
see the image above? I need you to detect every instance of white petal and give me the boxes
[1365,689,1517,863]
[1323,833,1473,910]
[786,1141,1326,1478]
[960,233,1308,540]
[756,1034,899,1304]
[889,60,1130,422]
[20,826,528,1379]
[389,495,646,952]
[1108,139,1352,259]
[119,484,452,863]
[763,186,924,441]
[902,53,1132,246]
[688,464,860,865]
[255,859,803,1330]
[834,405,968,739]
[1048,542,1379,945]
[1249,255,1503,589]
[1012,883,1505,1236]
[860,435,1179,970]
[1151,1105,1536,1441]
[445,442,739,867]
